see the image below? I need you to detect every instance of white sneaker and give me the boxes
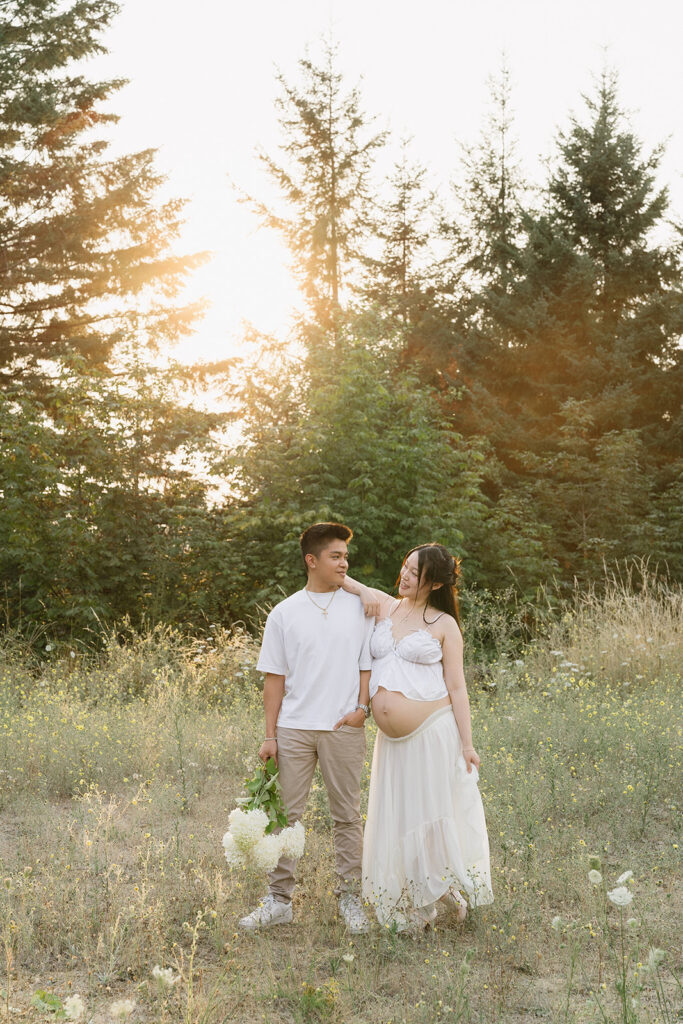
[238,894,292,931]
[338,892,370,935]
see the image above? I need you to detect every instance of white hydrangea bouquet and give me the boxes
[222,757,305,873]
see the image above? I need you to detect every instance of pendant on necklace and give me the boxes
[304,587,338,616]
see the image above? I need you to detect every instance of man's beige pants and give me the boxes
[268,724,366,904]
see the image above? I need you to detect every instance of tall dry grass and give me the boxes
[0,570,681,1023]
[478,560,682,691]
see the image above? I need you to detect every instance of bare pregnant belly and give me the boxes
[371,687,451,738]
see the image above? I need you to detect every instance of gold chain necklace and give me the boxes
[395,599,421,625]
[394,599,436,629]
[304,587,339,617]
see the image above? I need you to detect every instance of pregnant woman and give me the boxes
[343,543,493,931]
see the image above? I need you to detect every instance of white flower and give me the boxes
[222,832,246,868]
[588,870,602,885]
[110,999,136,1020]
[250,833,283,872]
[228,808,269,852]
[607,886,633,907]
[645,948,666,972]
[279,821,305,859]
[64,994,85,1020]
[626,917,638,928]
[551,915,562,932]
[342,953,354,963]
[151,964,179,987]
[615,870,633,885]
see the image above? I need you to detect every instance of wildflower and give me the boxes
[342,953,354,963]
[151,965,179,987]
[551,915,562,931]
[221,826,246,867]
[250,834,283,872]
[64,994,85,1020]
[626,918,638,928]
[588,870,602,886]
[279,821,305,859]
[645,948,666,972]
[110,999,136,1020]
[228,808,269,852]
[615,870,633,885]
[607,886,633,907]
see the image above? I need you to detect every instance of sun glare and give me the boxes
[87,0,683,371]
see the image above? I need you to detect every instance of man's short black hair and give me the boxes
[300,522,353,569]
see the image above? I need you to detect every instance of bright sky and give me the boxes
[92,0,683,363]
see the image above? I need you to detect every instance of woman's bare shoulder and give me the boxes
[437,613,463,645]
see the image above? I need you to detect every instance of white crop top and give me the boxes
[369,617,449,702]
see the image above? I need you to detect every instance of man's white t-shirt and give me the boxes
[256,589,374,730]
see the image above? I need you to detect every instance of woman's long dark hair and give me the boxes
[397,543,462,627]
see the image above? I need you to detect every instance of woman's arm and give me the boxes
[342,574,395,618]
[441,618,480,773]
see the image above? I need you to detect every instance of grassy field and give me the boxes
[1,577,681,1023]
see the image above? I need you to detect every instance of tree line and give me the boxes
[1,2,681,640]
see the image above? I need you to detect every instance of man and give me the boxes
[239,522,373,934]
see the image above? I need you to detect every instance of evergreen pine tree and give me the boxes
[363,140,434,325]
[544,71,682,462]
[466,71,682,471]
[0,0,205,390]
[250,41,386,332]
[0,0,231,633]
[441,70,682,580]
[439,60,528,437]
[450,59,524,292]
[358,140,457,377]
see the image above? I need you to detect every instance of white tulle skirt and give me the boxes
[362,707,493,926]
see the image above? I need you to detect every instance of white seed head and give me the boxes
[279,821,305,859]
[228,808,269,852]
[63,995,85,1020]
[152,965,179,987]
[110,999,136,1020]
[250,833,283,872]
[607,886,633,907]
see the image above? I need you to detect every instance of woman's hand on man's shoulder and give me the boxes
[357,584,383,618]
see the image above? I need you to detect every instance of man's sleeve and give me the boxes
[358,613,374,671]
[256,610,288,675]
